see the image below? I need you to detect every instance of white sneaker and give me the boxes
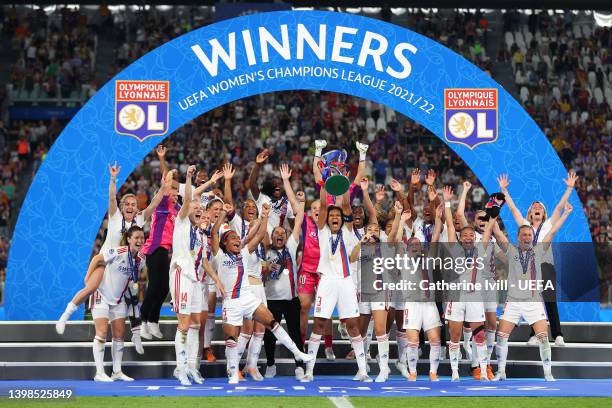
[544,370,555,382]
[175,368,191,386]
[186,368,204,384]
[228,373,240,384]
[451,370,460,381]
[395,360,409,378]
[94,372,114,382]
[493,371,507,381]
[554,336,566,346]
[300,373,314,382]
[527,335,538,346]
[463,339,472,360]
[131,331,144,354]
[375,367,390,383]
[353,371,373,382]
[355,141,369,153]
[295,351,314,363]
[325,347,336,361]
[148,322,164,339]
[111,371,134,382]
[55,319,67,335]
[140,322,152,340]
[264,364,276,378]
[295,367,305,381]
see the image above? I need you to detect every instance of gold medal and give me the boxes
[132,282,139,290]
[329,254,336,261]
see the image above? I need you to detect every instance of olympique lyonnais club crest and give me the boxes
[444,88,498,149]
[115,80,169,141]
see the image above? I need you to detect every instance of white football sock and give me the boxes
[204,316,215,348]
[175,329,188,370]
[449,341,460,372]
[60,302,78,322]
[486,329,496,360]
[537,332,552,372]
[92,336,106,374]
[407,341,419,375]
[351,335,367,373]
[429,341,441,374]
[377,334,389,370]
[495,332,509,373]
[396,331,408,364]
[246,332,264,369]
[111,339,124,373]
[307,333,322,372]
[187,325,200,370]
[237,332,252,360]
[271,323,300,356]
[226,339,238,376]
[475,340,488,373]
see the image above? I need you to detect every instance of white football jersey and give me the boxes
[99,246,145,304]
[101,211,145,252]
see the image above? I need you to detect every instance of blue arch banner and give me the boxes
[6,11,597,320]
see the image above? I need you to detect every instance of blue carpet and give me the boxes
[1,377,611,397]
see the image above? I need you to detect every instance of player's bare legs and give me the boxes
[174,312,202,385]
[448,320,487,381]
[495,318,553,381]
[56,265,105,335]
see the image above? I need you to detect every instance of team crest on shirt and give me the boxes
[444,88,498,149]
[115,80,169,141]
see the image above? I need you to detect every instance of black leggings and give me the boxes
[141,247,170,324]
[264,297,303,367]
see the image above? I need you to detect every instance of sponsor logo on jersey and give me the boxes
[444,88,498,149]
[115,80,169,141]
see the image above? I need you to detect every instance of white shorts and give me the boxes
[170,268,203,315]
[357,291,389,314]
[484,301,498,313]
[403,302,442,332]
[248,283,267,307]
[444,301,485,323]
[222,291,262,326]
[206,275,222,298]
[314,276,359,319]
[389,289,406,310]
[90,291,128,321]
[501,301,548,326]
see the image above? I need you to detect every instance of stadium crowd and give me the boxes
[0,6,609,309]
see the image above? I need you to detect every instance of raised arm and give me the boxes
[542,203,572,251]
[388,201,403,242]
[442,185,456,242]
[178,165,196,220]
[211,204,228,256]
[353,141,368,184]
[359,177,378,226]
[406,169,420,219]
[142,170,174,220]
[313,139,327,184]
[389,178,406,213]
[108,162,121,217]
[374,185,386,221]
[396,208,412,242]
[246,149,269,200]
[317,184,328,230]
[341,190,353,232]
[193,169,223,198]
[497,174,528,226]
[156,145,168,179]
[431,202,444,243]
[221,163,235,206]
[247,203,270,253]
[280,163,299,213]
[456,180,472,228]
[481,216,497,247]
[549,171,578,226]
[291,191,306,242]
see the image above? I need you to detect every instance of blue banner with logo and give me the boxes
[5,11,597,320]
